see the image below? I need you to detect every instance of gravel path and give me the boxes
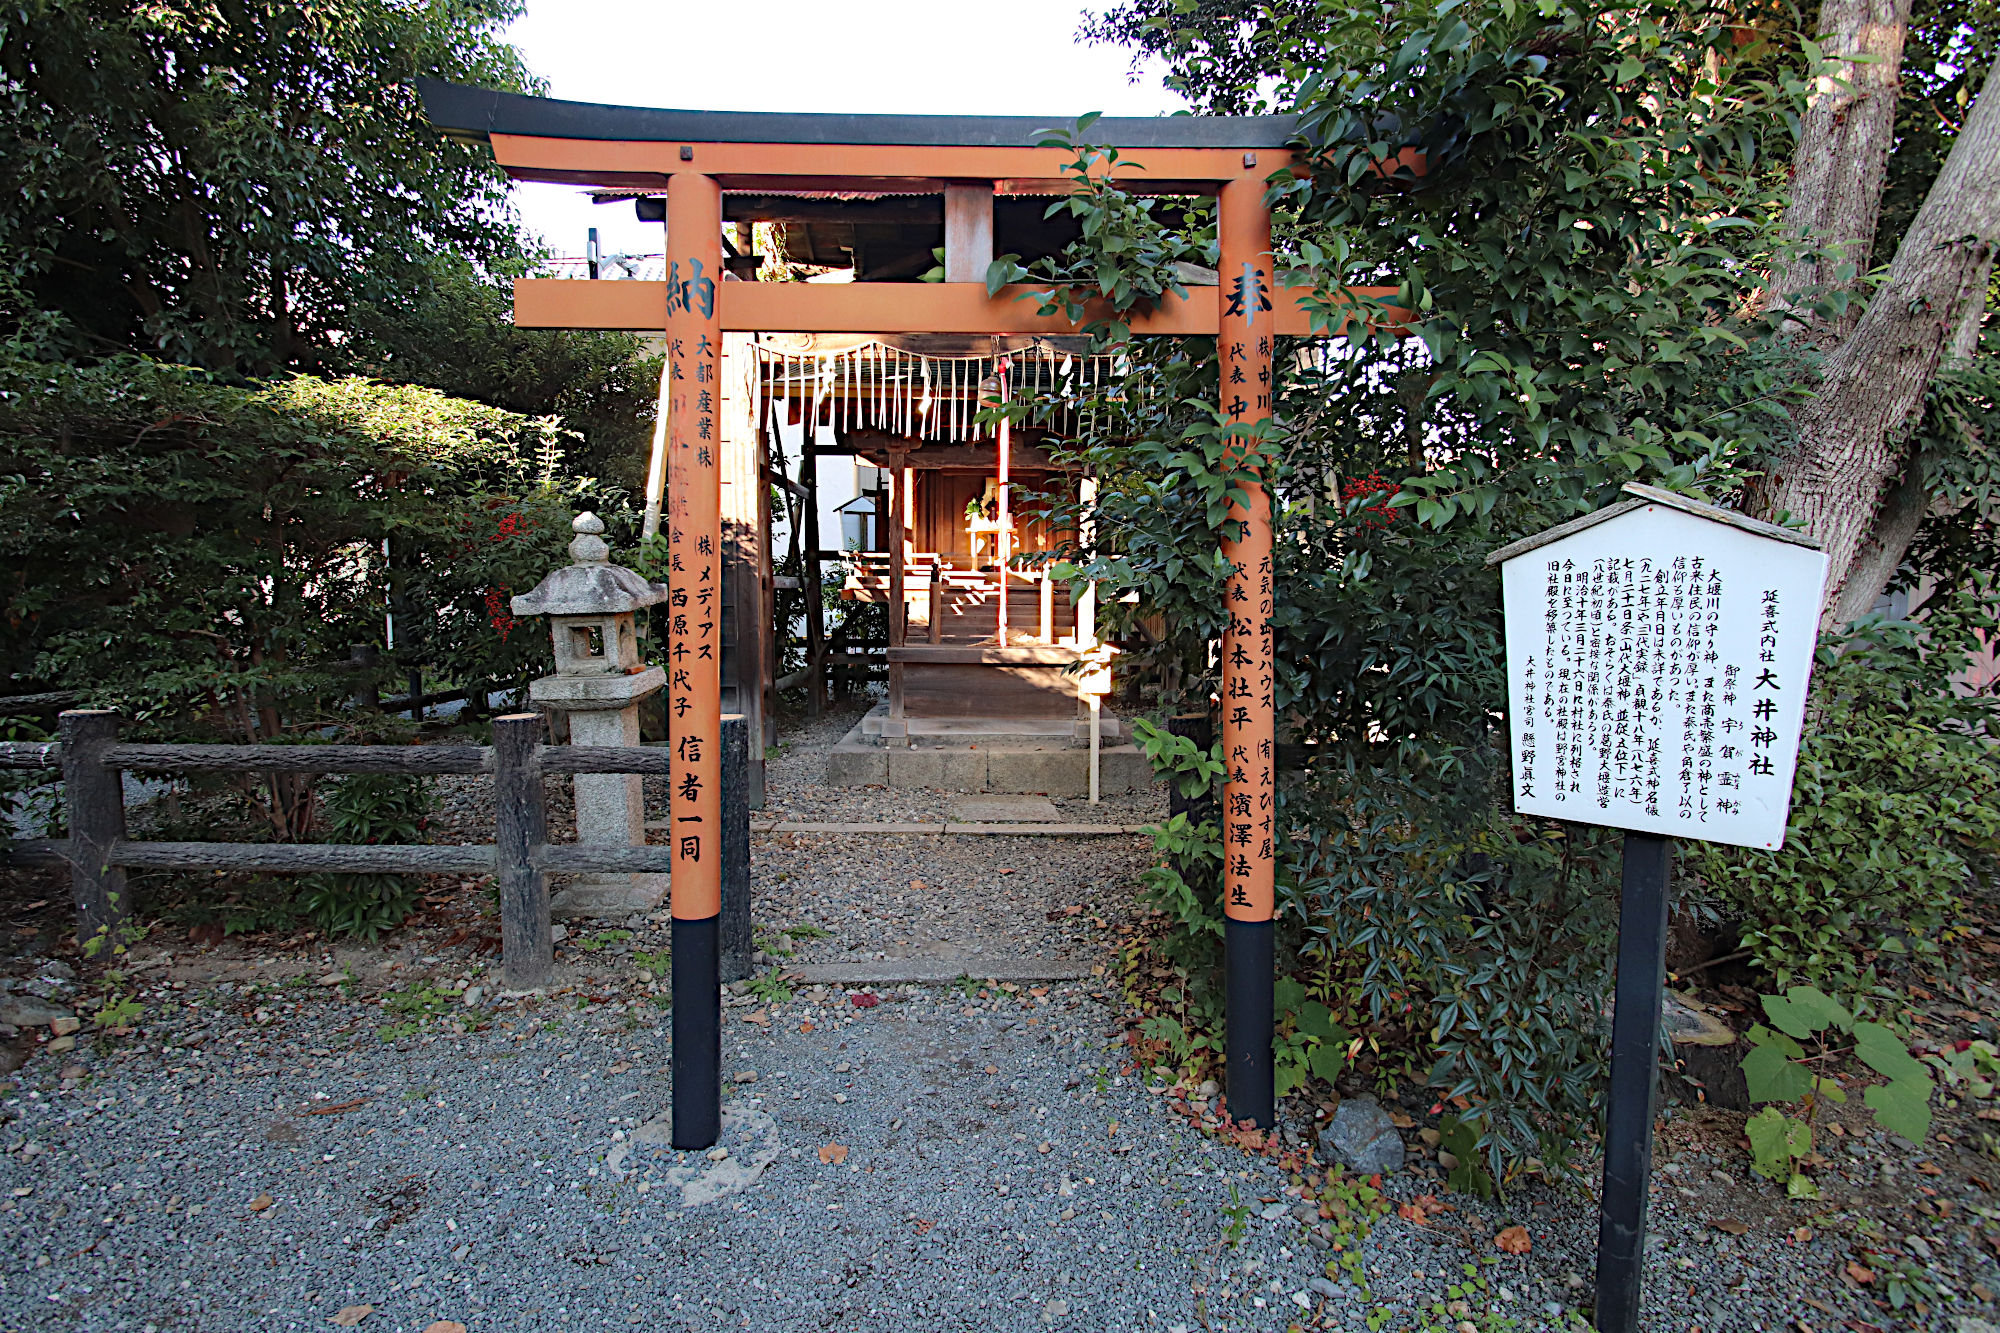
[0,963,1931,1333]
[2,702,1990,1332]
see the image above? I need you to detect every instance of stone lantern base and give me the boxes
[530,670,668,920]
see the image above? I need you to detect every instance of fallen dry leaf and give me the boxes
[850,992,880,1009]
[1916,1162,1943,1175]
[1712,1217,1749,1236]
[912,1219,934,1235]
[331,1306,374,1327]
[799,1021,815,1033]
[1844,1261,1876,1286]
[984,1064,999,1074]
[607,1061,631,1074]
[248,1193,274,1212]
[910,879,928,892]
[1793,1225,1814,1244]
[302,1100,369,1118]
[741,1010,771,1027]
[997,868,1015,875]
[817,1142,849,1165]
[1494,1225,1532,1255]
[1388,1110,1415,1129]
[423,1324,467,1333]
[1395,1194,1451,1225]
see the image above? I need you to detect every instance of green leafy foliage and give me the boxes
[299,773,433,938]
[1738,985,1936,1194]
[1927,1038,2000,1099]
[1130,717,1225,799]
[0,714,60,838]
[1744,1106,1814,1191]
[0,0,534,375]
[0,343,611,834]
[377,982,456,1042]
[1690,590,2000,988]
[746,966,795,1004]
[342,254,662,489]
[1038,0,1979,1186]
[1272,976,1351,1096]
[1437,1111,1497,1200]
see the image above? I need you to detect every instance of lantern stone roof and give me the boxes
[511,513,667,617]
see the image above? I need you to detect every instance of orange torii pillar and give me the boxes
[1218,174,1276,1129]
[665,173,725,1148]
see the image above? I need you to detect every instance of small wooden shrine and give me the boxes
[757,335,1124,756]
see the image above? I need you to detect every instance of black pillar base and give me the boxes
[1594,831,1672,1332]
[1224,918,1274,1129]
[672,913,721,1149]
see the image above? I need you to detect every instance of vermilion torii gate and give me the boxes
[419,80,1395,1148]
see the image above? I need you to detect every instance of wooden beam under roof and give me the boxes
[514,279,1404,336]
[842,430,1075,472]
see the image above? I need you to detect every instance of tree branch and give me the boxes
[1758,54,2000,630]
[1763,0,1912,343]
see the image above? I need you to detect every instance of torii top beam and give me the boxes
[416,80,1398,336]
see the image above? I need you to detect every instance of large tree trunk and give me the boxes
[1759,55,2000,631]
[1824,266,1996,628]
[1762,0,1911,342]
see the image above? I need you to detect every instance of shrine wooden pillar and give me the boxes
[665,171,724,1149]
[886,444,909,730]
[1218,170,1276,1129]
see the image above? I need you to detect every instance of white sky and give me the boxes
[500,0,1179,259]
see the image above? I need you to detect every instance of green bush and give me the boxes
[1691,587,2000,989]
[0,343,614,837]
[300,772,435,938]
[1024,0,1818,1182]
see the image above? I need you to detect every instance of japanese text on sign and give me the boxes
[1496,496,1827,850]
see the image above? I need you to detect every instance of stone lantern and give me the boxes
[512,513,668,917]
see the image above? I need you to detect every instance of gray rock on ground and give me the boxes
[1318,1094,1405,1176]
[0,996,74,1028]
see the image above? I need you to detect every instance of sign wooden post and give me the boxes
[1488,484,1827,1332]
[665,171,725,1150]
[1218,173,1277,1129]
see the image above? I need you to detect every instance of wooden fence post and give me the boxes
[349,644,380,711]
[720,714,753,983]
[58,710,129,952]
[493,713,552,990]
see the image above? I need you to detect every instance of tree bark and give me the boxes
[1763,0,1911,341]
[1760,55,2000,632]
[1822,248,1995,630]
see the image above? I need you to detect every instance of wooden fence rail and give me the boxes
[0,710,745,990]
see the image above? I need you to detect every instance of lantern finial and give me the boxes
[568,512,610,565]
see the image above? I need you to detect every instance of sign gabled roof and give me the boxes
[1485,482,1822,567]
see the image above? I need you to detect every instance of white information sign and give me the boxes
[1490,485,1829,850]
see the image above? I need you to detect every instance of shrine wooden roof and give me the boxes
[416,80,1299,151]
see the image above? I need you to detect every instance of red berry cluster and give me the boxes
[1340,472,1398,530]
[484,586,516,642]
[492,512,522,542]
